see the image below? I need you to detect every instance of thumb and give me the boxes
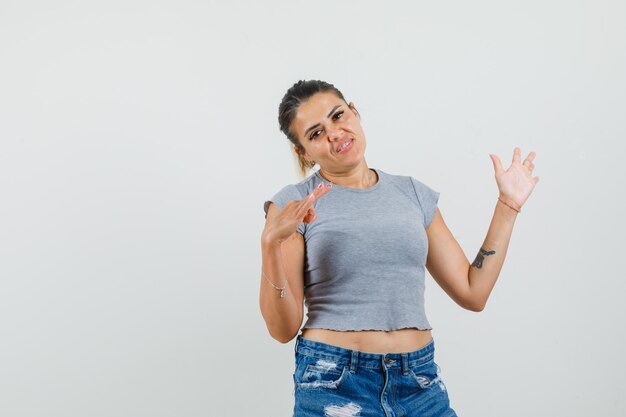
[489,153,504,176]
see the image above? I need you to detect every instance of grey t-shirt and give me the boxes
[263,168,440,331]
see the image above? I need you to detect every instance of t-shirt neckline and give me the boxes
[314,168,382,193]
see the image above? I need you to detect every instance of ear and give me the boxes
[294,145,311,161]
[348,102,360,118]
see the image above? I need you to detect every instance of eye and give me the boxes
[310,129,322,140]
[333,111,344,120]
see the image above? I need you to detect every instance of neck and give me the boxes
[318,164,377,189]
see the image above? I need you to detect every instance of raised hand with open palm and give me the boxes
[489,147,539,212]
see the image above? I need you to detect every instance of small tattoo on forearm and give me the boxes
[471,248,496,268]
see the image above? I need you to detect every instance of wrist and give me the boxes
[261,230,282,249]
[497,196,521,213]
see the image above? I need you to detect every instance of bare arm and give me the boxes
[259,183,332,343]
[259,209,305,343]
[425,147,538,311]
[466,201,518,309]
[425,204,517,312]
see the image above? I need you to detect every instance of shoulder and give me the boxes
[277,171,322,199]
[292,171,323,197]
[263,171,322,216]
[378,168,440,226]
[375,168,439,192]
[377,169,422,199]
[378,169,413,188]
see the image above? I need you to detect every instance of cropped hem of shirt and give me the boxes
[263,168,440,332]
[302,323,433,332]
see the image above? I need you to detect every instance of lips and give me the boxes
[336,138,353,153]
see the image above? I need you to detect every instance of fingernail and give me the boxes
[317,183,324,189]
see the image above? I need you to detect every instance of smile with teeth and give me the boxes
[337,139,353,153]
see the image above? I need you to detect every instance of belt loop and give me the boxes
[350,350,358,373]
[294,334,300,353]
[401,353,409,375]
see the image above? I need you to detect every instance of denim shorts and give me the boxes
[293,335,458,417]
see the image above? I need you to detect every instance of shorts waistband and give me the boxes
[294,334,435,371]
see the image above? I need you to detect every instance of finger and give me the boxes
[308,183,332,203]
[523,151,536,165]
[296,183,324,211]
[296,184,331,218]
[303,209,318,224]
[489,153,504,176]
[307,184,329,203]
[512,147,521,164]
[315,183,332,199]
[295,195,315,219]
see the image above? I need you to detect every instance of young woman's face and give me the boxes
[291,91,367,172]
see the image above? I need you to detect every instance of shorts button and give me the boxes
[384,358,395,365]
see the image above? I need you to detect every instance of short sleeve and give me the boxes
[409,177,440,228]
[263,184,306,235]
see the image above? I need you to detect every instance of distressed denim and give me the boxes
[293,335,458,417]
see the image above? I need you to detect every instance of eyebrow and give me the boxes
[303,104,343,137]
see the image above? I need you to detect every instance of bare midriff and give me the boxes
[300,327,433,354]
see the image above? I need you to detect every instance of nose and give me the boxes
[326,126,343,141]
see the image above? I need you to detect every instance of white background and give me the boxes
[1,1,625,416]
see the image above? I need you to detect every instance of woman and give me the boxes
[260,80,539,417]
